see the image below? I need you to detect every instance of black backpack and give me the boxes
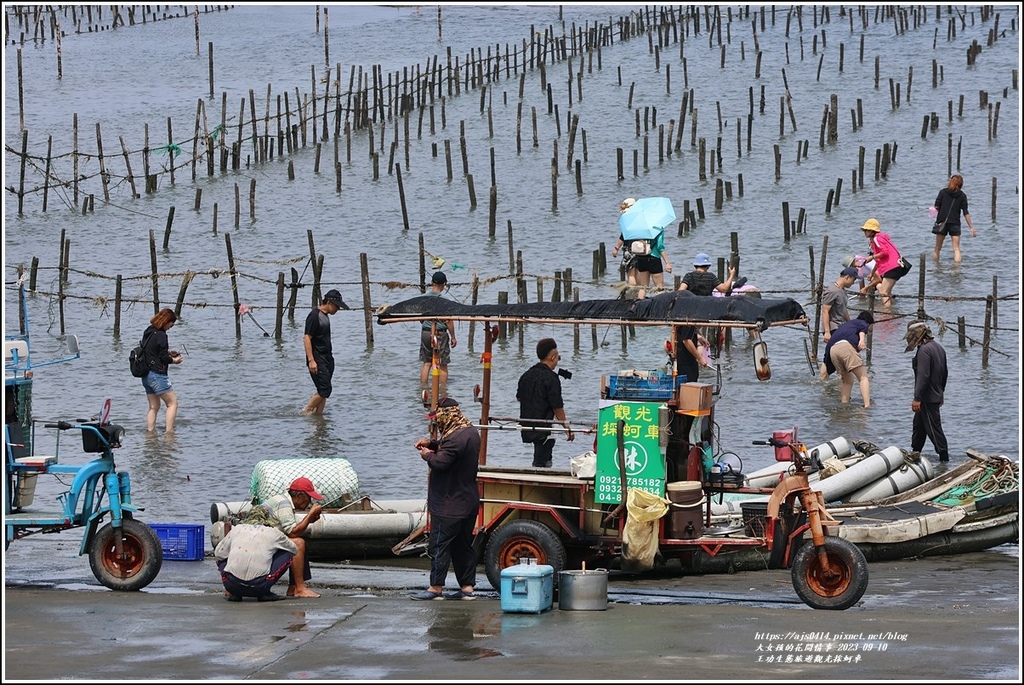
[129,331,153,378]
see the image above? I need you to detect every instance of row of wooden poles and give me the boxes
[10,3,1005,49]
[9,223,1011,370]
[4,5,233,44]
[9,4,1013,216]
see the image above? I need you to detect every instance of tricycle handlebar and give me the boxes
[752,437,790,448]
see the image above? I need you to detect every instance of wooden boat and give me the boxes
[826,449,1018,561]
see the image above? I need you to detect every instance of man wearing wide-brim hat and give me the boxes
[904,320,950,462]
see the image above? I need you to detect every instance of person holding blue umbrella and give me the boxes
[611,198,640,285]
[617,197,676,290]
[635,230,672,289]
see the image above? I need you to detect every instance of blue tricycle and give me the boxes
[5,283,163,591]
[4,416,164,591]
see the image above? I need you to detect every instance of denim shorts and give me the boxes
[142,371,173,395]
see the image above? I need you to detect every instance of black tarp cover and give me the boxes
[376,290,807,329]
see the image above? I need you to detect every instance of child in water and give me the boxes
[842,255,873,292]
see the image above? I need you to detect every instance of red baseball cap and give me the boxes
[289,476,324,501]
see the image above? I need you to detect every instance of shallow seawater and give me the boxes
[4,6,1019,545]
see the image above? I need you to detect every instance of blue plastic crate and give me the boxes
[151,523,205,561]
[606,371,686,400]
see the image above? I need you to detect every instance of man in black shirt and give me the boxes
[411,397,481,600]
[677,252,743,295]
[904,321,950,462]
[517,338,575,467]
[302,289,349,414]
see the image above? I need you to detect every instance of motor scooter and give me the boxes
[5,413,164,591]
[5,281,162,590]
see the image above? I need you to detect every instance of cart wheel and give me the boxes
[89,519,163,591]
[791,536,868,610]
[483,519,567,591]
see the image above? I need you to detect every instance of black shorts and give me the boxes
[635,254,664,274]
[309,355,335,398]
[882,262,911,281]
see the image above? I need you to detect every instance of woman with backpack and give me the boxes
[141,308,183,433]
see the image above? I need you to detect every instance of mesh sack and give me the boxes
[249,458,360,508]
[818,456,847,480]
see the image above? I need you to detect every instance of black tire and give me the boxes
[89,519,163,591]
[483,519,567,591]
[791,536,868,610]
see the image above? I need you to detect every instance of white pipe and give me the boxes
[741,438,860,485]
[844,457,935,503]
[210,499,427,524]
[709,494,768,516]
[811,446,905,502]
[208,505,427,549]
[806,436,853,463]
[308,510,427,538]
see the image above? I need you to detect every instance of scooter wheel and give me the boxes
[791,536,868,610]
[89,518,163,591]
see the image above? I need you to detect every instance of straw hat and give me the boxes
[860,218,880,232]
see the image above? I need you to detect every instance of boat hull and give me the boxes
[854,517,1019,563]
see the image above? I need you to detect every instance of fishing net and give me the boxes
[933,459,1019,506]
[376,291,807,328]
[249,458,360,509]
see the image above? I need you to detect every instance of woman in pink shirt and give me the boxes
[859,218,910,307]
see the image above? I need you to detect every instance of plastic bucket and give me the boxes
[772,429,795,462]
[666,481,705,539]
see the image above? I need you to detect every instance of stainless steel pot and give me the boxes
[557,569,608,610]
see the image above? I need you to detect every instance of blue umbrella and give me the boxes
[618,196,677,240]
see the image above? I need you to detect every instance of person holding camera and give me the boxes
[516,338,575,468]
[140,307,184,433]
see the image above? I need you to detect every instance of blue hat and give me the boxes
[693,253,712,267]
[840,267,859,279]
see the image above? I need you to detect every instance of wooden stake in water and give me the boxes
[360,253,374,347]
[148,229,160,314]
[224,233,241,339]
[275,272,285,341]
[114,275,122,338]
